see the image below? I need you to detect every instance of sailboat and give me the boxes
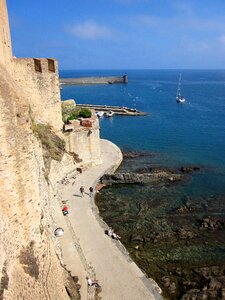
[176,74,185,103]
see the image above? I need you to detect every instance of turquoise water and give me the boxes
[60,69,225,197]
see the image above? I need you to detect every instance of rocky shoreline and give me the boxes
[95,151,225,300]
[100,165,200,186]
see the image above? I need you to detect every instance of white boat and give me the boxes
[105,111,115,117]
[95,111,104,117]
[176,74,185,103]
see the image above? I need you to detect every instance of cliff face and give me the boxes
[0,2,103,298]
[0,65,77,299]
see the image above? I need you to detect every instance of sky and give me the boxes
[7,0,225,70]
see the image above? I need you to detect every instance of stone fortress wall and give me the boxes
[0,0,62,131]
[0,63,73,300]
[0,0,12,67]
[0,0,101,298]
[64,108,102,166]
[12,58,63,131]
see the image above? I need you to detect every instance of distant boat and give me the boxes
[95,111,104,118]
[105,111,115,117]
[176,74,185,103]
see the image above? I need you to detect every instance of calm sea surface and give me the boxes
[60,69,225,197]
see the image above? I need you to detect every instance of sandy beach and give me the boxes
[54,139,161,300]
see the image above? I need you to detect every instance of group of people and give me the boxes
[80,186,94,197]
[61,186,94,216]
[61,176,69,185]
[61,181,118,289]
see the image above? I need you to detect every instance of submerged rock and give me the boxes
[180,166,201,173]
[161,276,177,294]
[122,151,157,159]
[100,171,185,186]
[198,216,225,230]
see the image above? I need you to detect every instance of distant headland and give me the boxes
[60,74,128,85]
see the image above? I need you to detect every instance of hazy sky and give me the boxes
[7,0,225,70]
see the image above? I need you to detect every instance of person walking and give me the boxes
[86,277,101,288]
[80,186,85,197]
[89,186,94,197]
[62,205,69,216]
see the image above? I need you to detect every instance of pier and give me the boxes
[60,74,128,85]
[76,104,147,116]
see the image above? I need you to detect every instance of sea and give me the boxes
[60,69,225,299]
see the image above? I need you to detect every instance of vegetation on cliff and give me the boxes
[32,123,65,162]
[30,108,82,182]
[62,102,92,123]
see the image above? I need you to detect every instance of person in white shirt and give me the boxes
[86,277,101,287]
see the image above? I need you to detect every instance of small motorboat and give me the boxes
[176,95,185,103]
[95,111,104,118]
[176,74,186,103]
[105,111,115,117]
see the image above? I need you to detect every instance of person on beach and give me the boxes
[62,205,69,216]
[80,186,85,197]
[86,277,101,288]
[89,187,94,197]
[108,227,113,237]
[107,228,121,240]
[112,232,121,240]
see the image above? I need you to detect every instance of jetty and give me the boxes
[77,104,147,116]
[60,74,128,85]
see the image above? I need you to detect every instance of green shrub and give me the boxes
[78,108,92,118]
[67,113,79,121]
[61,104,91,122]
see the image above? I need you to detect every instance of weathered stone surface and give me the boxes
[0,64,76,299]
[100,171,185,185]
[0,2,87,298]
[198,216,225,230]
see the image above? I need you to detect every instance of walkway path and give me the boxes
[60,139,161,300]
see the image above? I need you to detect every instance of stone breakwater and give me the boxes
[60,75,128,85]
[76,104,147,116]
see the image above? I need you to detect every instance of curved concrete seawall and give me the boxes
[57,139,162,300]
[60,75,128,85]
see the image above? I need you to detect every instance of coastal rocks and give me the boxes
[176,204,194,213]
[130,234,145,243]
[161,276,177,295]
[175,197,210,214]
[180,166,201,173]
[181,276,225,300]
[100,171,185,186]
[122,151,157,159]
[160,266,225,300]
[198,216,225,230]
[100,164,201,187]
[177,227,197,240]
[96,151,225,300]
[136,166,174,174]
